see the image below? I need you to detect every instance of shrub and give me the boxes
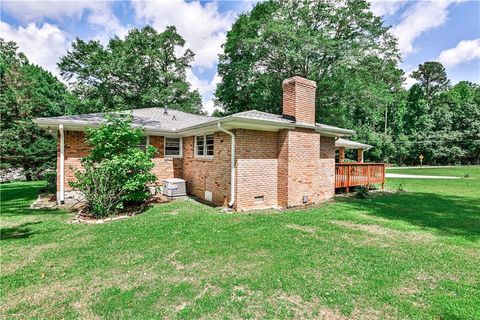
[396,183,406,192]
[356,185,369,199]
[71,114,157,217]
[39,169,56,194]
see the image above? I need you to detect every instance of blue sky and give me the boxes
[1,0,479,114]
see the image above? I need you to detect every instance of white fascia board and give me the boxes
[177,116,295,136]
[34,115,354,137]
[34,118,175,136]
[314,127,355,137]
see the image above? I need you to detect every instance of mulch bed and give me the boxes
[72,194,172,224]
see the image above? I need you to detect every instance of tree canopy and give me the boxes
[215,0,479,165]
[216,0,403,129]
[0,39,77,179]
[58,26,203,114]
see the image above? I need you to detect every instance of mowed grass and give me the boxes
[1,167,479,319]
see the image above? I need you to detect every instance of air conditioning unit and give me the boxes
[162,178,187,197]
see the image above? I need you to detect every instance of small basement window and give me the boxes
[195,134,214,158]
[164,137,182,158]
[254,196,265,204]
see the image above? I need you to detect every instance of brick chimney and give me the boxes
[282,76,317,124]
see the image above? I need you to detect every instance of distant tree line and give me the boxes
[1,0,478,180]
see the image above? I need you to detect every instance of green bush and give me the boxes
[356,185,370,199]
[39,169,56,194]
[71,114,157,217]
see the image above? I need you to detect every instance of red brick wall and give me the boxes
[59,132,182,191]
[60,131,91,191]
[235,130,278,210]
[58,128,336,210]
[277,129,335,207]
[282,76,317,124]
[182,133,231,206]
[149,136,183,183]
[319,136,336,200]
[320,136,335,159]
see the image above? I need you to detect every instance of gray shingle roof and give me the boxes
[229,110,353,134]
[35,107,353,135]
[335,138,373,150]
[35,108,216,131]
[232,110,293,123]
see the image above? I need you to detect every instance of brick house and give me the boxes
[36,76,361,211]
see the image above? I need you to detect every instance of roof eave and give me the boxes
[33,118,175,135]
[177,116,296,135]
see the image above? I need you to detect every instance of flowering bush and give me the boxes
[71,114,157,217]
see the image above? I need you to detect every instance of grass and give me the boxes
[1,166,479,319]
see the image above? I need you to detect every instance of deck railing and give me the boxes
[335,163,386,191]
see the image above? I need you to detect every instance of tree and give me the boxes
[59,26,203,114]
[0,39,77,180]
[72,114,157,217]
[411,61,450,108]
[216,0,403,130]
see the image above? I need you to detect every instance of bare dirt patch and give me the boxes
[332,221,394,236]
[331,220,436,243]
[173,283,222,314]
[166,250,186,270]
[269,291,387,320]
[285,223,317,234]
[1,242,60,275]
[166,209,179,215]
[231,285,257,302]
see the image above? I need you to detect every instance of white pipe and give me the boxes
[59,124,65,204]
[217,123,235,208]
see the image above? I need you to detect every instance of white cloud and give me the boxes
[368,0,406,17]
[437,38,480,68]
[403,70,417,88]
[132,0,235,69]
[0,21,70,78]
[187,71,221,115]
[132,0,237,114]
[0,1,129,80]
[86,5,129,43]
[2,1,128,43]
[1,0,101,22]
[391,0,461,56]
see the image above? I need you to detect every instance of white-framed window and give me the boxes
[195,134,214,158]
[164,137,182,158]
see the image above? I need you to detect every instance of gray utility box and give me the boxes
[162,178,187,197]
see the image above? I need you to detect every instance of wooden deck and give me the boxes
[335,163,386,191]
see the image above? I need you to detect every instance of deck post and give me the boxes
[382,163,386,190]
[366,164,370,188]
[346,165,350,193]
[357,148,364,163]
[339,147,345,163]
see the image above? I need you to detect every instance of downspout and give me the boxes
[59,124,65,204]
[217,123,235,208]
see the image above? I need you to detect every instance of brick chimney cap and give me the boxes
[282,76,316,88]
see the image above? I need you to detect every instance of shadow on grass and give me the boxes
[1,182,43,201]
[1,181,60,217]
[0,221,43,240]
[338,192,480,240]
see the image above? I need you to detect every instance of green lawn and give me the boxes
[1,167,479,319]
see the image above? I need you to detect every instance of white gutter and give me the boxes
[59,124,65,204]
[217,122,236,208]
